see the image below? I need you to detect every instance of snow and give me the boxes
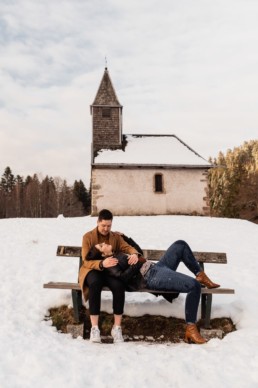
[0,215,257,388]
[94,135,211,166]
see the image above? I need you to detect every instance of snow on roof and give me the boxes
[94,135,211,167]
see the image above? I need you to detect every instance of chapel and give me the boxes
[90,68,212,216]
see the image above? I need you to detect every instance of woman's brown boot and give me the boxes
[184,324,207,344]
[196,271,220,289]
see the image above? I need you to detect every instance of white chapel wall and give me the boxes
[91,168,209,216]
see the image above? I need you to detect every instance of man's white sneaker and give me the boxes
[90,326,101,343]
[111,326,124,343]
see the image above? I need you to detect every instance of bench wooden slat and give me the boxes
[44,282,81,290]
[57,246,81,257]
[43,282,235,295]
[56,246,227,264]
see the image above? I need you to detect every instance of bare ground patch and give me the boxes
[45,305,236,343]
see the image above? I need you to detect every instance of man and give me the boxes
[79,209,140,343]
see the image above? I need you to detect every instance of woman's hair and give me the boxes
[87,246,103,260]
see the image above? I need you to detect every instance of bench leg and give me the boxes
[201,294,212,329]
[72,289,82,323]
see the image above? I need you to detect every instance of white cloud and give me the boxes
[0,0,257,186]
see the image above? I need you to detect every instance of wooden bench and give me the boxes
[43,246,235,329]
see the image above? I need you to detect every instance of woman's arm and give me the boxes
[119,261,142,283]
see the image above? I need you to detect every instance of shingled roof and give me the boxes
[92,67,122,106]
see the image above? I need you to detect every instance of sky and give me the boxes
[0,214,257,387]
[0,0,258,186]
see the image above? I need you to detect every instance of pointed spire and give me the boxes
[92,68,121,106]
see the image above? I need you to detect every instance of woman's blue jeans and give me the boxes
[145,240,202,323]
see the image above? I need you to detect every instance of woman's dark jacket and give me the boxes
[87,236,179,303]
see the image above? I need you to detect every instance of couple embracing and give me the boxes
[79,209,219,344]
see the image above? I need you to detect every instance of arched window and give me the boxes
[154,174,163,193]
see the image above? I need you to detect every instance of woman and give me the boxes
[93,240,220,344]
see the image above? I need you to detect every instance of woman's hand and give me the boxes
[102,256,118,268]
[127,254,139,265]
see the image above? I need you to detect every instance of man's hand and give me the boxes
[127,254,139,265]
[102,257,118,268]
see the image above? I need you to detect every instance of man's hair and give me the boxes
[98,209,113,221]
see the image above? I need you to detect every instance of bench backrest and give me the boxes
[56,246,227,264]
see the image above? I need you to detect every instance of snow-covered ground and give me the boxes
[0,215,257,388]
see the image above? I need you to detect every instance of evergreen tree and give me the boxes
[0,167,15,193]
[0,187,5,218]
[58,180,72,217]
[73,180,90,214]
[24,174,41,217]
[14,175,25,217]
[0,167,16,217]
[41,176,57,217]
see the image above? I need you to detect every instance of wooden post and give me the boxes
[72,289,82,323]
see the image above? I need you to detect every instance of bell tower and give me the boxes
[91,68,123,156]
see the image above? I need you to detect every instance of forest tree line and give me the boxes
[1,140,257,221]
[0,167,91,218]
[208,139,258,223]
